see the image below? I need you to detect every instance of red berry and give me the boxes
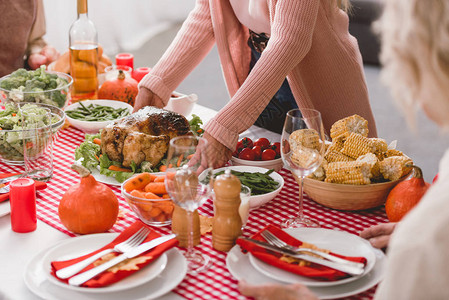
[254,138,270,150]
[261,149,276,161]
[239,148,256,160]
[252,146,262,160]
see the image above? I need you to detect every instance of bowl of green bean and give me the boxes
[213,166,284,209]
[64,99,132,133]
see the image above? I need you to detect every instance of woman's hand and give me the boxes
[28,45,60,70]
[202,132,233,169]
[133,87,164,112]
[360,222,398,249]
[193,132,233,174]
[238,280,318,300]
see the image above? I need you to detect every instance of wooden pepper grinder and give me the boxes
[212,169,242,252]
[171,204,200,248]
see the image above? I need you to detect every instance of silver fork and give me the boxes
[261,230,365,269]
[0,185,10,194]
[56,227,151,279]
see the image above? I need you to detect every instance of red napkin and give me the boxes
[51,221,178,288]
[0,173,47,203]
[236,224,367,281]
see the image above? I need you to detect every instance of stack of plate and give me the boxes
[24,233,187,300]
[226,228,387,299]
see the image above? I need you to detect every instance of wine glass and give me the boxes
[20,105,54,181]
[280,108,325,228]
[164,135,213,273]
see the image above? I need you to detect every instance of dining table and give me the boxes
[0,103,388,300]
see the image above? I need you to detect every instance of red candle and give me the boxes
[132,67,151,82]
[115,53,134,69]
[9,178,37,233]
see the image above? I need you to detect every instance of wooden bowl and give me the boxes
[302,174,411,211]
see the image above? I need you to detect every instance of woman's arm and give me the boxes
[204,0,321,150]
[137,0,216,106]
[27,0,59,69]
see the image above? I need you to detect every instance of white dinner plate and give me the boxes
[91,169,165,187]
[248,228,376,287]
[91,168,123,186]
[226,239,386,299]
[24,235,187,300]
[41,233,167,293]
[0,200,10,217]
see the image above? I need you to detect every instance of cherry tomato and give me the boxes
[261,148,276,161]
[271,142,281,157]
[254,138,270,150]
[236,141,245,153]
[239,148,256,160]
[232,149,240,158]
[251,146,262,160]
[241,137,254,149]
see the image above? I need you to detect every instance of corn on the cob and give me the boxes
[340,132,373,159]
[330,114,369,140]
[325,150,354,163]
[379,156,413,181]
[325,161,371,185]
[327,134,346,154]
[308,159,328,181]
[289,129,320,151]
[370,138,388,154]
[326,143,342,154]
[291,146,321,169]
[357,153,382,182]
[377,149,404,161]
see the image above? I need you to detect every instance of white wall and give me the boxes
[42,0,195,56]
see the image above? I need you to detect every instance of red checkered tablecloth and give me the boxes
[0,127,388,300]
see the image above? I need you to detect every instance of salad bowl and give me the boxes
[0,67,72,109]
[0,103,65,165]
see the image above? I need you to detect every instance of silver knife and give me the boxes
[68,234,176,286]
[240,237,365,276]
[0,174,24,184]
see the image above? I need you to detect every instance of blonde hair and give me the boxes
[375,0,449,129]
[336,0,351,13]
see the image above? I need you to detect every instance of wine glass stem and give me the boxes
[298,175,305,219]
[186,210,194,257]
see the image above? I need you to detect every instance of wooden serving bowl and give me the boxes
[302,174,411,211]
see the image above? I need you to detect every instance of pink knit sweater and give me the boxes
[139,0,377,150]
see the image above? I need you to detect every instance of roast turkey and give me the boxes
[100,106,192,167]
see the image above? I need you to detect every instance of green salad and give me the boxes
[0,103,61,161]
[0,66,70,108]
[74,114,205,183]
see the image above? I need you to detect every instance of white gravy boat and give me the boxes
[164,91,198,116]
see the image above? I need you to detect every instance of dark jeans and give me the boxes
[249,40,299,134]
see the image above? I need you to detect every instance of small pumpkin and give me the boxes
[58,164,119,234]
[385,164,430,222]
[98,69,138,105]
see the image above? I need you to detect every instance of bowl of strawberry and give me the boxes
[230,137,284,171]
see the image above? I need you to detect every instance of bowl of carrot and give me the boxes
[121,172,174,227]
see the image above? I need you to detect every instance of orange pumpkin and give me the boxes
[58,164,119,234]
[385,164,430,222]
[98,70,138,105]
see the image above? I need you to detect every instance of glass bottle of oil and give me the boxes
[69,0,99,101]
